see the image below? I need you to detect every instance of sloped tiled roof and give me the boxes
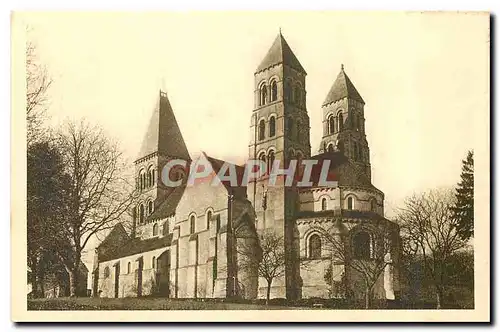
[137,91,191,161]
[146,185,186,222]
[255,33,306,74]
[99,234,173,262]
[323,66,364,106]
[303,151,378,191]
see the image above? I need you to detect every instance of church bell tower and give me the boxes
[319,65,371,179]
[247,32,310,300]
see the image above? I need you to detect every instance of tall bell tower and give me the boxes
[319,65,371,179]
[247,32,309,300]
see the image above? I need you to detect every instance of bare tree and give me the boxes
[56,120,138,296]
[26,39,52,146]
[237,230,284,304]
[320,221,396,309]
[397,189,467,309]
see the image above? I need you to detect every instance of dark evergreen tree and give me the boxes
[451,150,474,240]
[27,141,70,297]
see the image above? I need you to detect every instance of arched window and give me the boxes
[148,166,155,187]
[103,266,110,278]
[260,85,267,106]
[294,85,301,105]
[139,170,145,190]
[347,196,354,210]
[162,222,169,236]
[267,151,275,174]
[309,234,322,259]
[327,144,334,153]
[353,231,372,259]
[328,115,335,134]
[139,204,145,224]
[258,119,265,141]
[269,116,276,137]
[358,115,362,131]
[152,256,156,269]
[353,142,358,161]
[271,81,278,101]
[153,223,158,236]
[148,200,154,215]
[206,210,212,229]
[127,262,131,274]
[370,199,377,212]
[338,114,344,131]
[190,215,196,234]
[321,198,327,211]
[296,121,301,141]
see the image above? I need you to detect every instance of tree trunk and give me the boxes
[266,280,272,305]
[29,269,39,298]
[435,285,443,309]
[365,286,371,309]
[69,268,78,297]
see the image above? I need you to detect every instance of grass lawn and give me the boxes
[28,297,308,310]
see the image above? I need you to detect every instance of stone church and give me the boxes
[92,32,401,301]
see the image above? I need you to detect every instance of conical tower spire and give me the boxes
[255,32,306,74]
[136,90,190,162]
[323,65,364,106]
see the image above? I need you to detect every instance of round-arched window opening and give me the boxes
[269,116,276,137]
[271,81,278,102]
[309,234,322,259]
[347,197,354,210]
[206,210,212,229]
[353,231,372,259]
[190,215,196,234]
[321,198,327,211]
[260,85,268,106]
[258,119,266,141]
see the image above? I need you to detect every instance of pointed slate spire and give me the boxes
[255,32,306,74]
[323,65,364,106]
[137,90,191,161]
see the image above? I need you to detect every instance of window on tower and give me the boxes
[258,119,265,141]
[338,114,344,131]
[327,144,334,153]
[267,150,275,174]
[271,81,278,101]
[139,204,145,224]
[153,223,158,236]
[370,198,377,212]
[328,115,335,135]
[260,85,268,106]
[148,200,154,215]
[269,116,276,137]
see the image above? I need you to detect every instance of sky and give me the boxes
[20,12,489,269]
